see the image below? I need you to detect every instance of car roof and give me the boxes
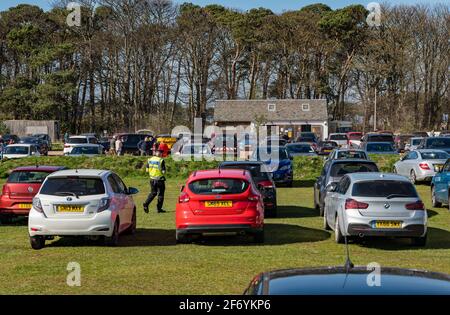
[188,169,252,181]
[330,158,374,164]
[69,135,92,139]
[5,144,32,147]
[12,166,66,172]
[70,143,102,147]
[345,172,409,182]
[47,169,110,178]
[416,149,448,153]
[335,148,365,152]
[286,142,310,146]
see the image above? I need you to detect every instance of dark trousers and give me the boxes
[144,179,165,211]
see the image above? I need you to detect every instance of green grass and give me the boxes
[0,177,449,294]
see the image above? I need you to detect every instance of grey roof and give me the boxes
[213,99,328,123]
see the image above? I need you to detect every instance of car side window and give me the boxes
[113,174,127,194]
[337,177,350,194]
[107,175,120,193]
[442,162,450,173]
[410,152,418,159]
[90,137,98,144]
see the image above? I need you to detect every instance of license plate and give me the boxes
[375,221,402,229]
[57,205,84,213]
[205,201,233,208]
[18,203,32,209]
[324,149,331,153]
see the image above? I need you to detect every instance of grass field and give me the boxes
[0,177,449,294]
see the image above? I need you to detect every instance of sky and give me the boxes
[0,0,443,13]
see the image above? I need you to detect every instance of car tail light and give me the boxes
[419,163,430,170]
[32,197,43,213]
[178,192,190,203]
[248,195,260,201]
[98,198,111,212]
[345,198,369,209]
[2,185,11,197]
[64,144,70,148]
[405,200,425,211]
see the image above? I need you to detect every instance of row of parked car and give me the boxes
[0,134,52,159]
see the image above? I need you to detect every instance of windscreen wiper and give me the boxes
[386,194,410,199]
[55,192,80,199]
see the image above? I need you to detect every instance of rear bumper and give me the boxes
[176,224,261,236]
[415,169,436,181]
[0,197,32,216]
[347,224,426,237]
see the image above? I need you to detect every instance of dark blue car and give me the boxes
[431,158,450,208]
[252,146,293,187]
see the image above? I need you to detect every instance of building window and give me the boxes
[302,103,310,111]
[268,103,276,112]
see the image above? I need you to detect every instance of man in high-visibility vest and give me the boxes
[144,149,167,214]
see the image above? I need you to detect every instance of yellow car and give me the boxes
[156,134,178,149]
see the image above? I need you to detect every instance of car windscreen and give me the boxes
[366,143,395,152]
[122,135,143,145]
[368,135,394,142]
[7,171,50,183]
[4,146,29,154]
[188,178,249,195]
[254,148,289,160]
[70,146,100,155]
[319,142,338,148]
[411,139,422,145]
[330,134,347,140]
[336,151,367,159]
[287,145,314,153]
[67,138,88,144]
[426,138,450,148]
[421,151,449,160]
[20,137,39,144]
[40,177,105,196]
[220,165,271,181]
[330,162,378,177]
[352,180,418,198]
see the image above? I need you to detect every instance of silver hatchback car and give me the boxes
[324,173,427,246]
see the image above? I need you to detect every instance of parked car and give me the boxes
[328,133,348,147]
[417,137,450,154]
[431,159,450,209]
[65,144,104,157]
[360,133,395,147]
[263,136,288,147]
[394,134,413,152]
[220,161,277,217]
[324,173,427,245]
[175,169,265,243]
[176,143,214,160]
[285,143,317,157]
[295,132,318,150]
[32,134,52,150]
[19,136,49,156]
[28,169,139,249]
[116,133,150,155]
[327,149,369,160]
[393,150,448,184]
[405,137,424,151]
[347,132,363,148]
[252,146,293,187]
[412,131,429,138]
[314,159,379,216]
[2,144,40,159]
[361,142,398,155]
[63,135,98,154]
[1,134,20,144]
[0,166,66,224]
[315,141,338,155]
[244,267,450,295]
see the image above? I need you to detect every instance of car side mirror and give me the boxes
[326,183,337,193]
[127,187,139,195]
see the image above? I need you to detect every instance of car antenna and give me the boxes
[344,235,354,271]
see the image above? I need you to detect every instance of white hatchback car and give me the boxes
[63,136,98,154]
[28,169,139,249]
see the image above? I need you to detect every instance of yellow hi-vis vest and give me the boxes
[147,156,164,179]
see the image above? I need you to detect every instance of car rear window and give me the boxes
[368,135,394,142]
[366,143,395,152]
[411,139,422,145]
[319,142,338,148]
[336,151,368,159]
[188,178,249,195]
[4,146,29,154]
[330,134,348,141]
[352,180,418,198]
[8,171,50,183]
[70,146,101,155]
[330,162,378,177]
[348,133,362,140]
[287,145,315,153]
[122,135,142,145]
[40,177,105,196]
[427,138,450,148]
[67,138,88,144]
[421,151,449,160]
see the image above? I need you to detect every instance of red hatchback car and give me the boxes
[0,166,65,223]
[176,169,265,244]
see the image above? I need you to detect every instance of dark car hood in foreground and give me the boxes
[245,266,450,295]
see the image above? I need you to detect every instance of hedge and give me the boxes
[0,154,400,181]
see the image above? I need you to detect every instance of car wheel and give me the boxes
[410,170,417,184]
[0,214,13,225]
[105,220,120,246]
[411,233,427,247]
[323,210,331,231]
[319,203,325,217]
[176,231,191,244]
[124,210,137,235]
[335,216,344,244]
[30,236,45,250]
[431,186,441,207]
[253,229,265,244]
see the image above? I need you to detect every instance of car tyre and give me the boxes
[410,170,417,184]
[105,220,120,246]
[335,216,344,244]
[176,231,191,244]
[323,210,331,231]
[124,209,137,235]
[431,186,441,207]
[319,202,325,217]
[30,236,45,250]
[0,214,13,225]
[411,233,427,247]
[253,229,265,244]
